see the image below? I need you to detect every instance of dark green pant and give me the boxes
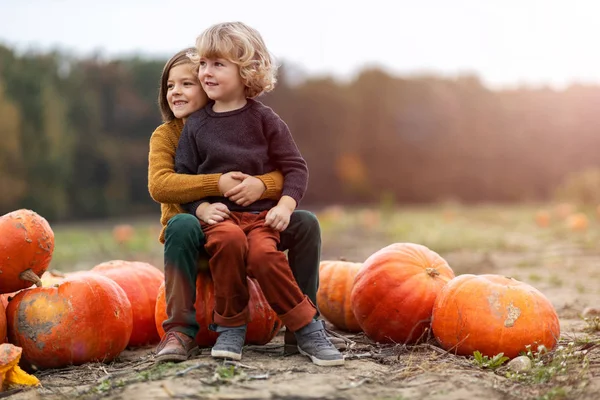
[162,210,321,338]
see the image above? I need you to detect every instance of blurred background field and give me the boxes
[51,203,600,277]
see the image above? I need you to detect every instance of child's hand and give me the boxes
[225,174,266,207]
[264,204,292,232]
[218,171,245,194]
[197,202,230,225]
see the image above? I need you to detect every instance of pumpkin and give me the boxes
[431,274,560,358]
[317,260,362,332]
[6,274,133,369]
[0,343,40,390]
[534,210,551,228]
[566,213,589,232]
[92,260,164,347]
[0,209,54,293]
[554,203,574,219]
[155,274,282,347]
[0,301,6,344]
[112,224,135,244]
[351,243,455,344]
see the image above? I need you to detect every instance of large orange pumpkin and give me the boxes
[317,260,362,332]
[155,274,282,347]
[6,274,133,369]
[0,209,54,293]
[351,243,455,344]
[431,274,560,359]
[91,260,164,347]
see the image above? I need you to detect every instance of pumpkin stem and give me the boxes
[19,268,42,287]
[425,267,440,277]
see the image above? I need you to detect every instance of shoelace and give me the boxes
[307,330,335,351]
[219,329,245,347]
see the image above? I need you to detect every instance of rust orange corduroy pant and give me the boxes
[201,210,317,332]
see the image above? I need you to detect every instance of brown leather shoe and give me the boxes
[155,331,199,363]
[284,327,348,355]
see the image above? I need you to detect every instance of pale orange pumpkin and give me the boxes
[6,274,133,369]
[554,203,574,219]
[351,243,455,344]
[566,213,589,232]
[534,210,551,228]
[317,260,362,332]
[112,224,135,244]
[0,209,54,293]
[92,260,164,347]
[431,274,560,358]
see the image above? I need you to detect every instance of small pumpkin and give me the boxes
[351,243,455,344]
[431,274,560,358]
[0,209,54,293]
[155,274,282,347]
[566,213,589,232]
[554,203,574,219]
[6,274,133,369]
[92,260,164,347]
[0,343,40,390]
[112,224,135,244]
[317,260,362,332]
[534,210,551,228]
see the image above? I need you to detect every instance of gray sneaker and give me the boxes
[211,324,247,360]
[295,320,345,366]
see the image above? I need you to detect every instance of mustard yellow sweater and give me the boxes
[148,119,284,243]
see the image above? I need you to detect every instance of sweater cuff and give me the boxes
[258,174,280,200]
[202,174,223,197]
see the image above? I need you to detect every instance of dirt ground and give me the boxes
[5,211,600,400]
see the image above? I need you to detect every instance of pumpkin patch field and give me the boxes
[2,204,600,400]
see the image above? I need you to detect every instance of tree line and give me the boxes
[0,44,598,222]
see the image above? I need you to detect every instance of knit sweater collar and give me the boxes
[205,99,255,118]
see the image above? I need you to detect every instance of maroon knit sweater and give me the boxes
[174,99,308,215]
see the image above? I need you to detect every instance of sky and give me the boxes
[2,0,600,89]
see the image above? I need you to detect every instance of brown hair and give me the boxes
[158,47,201,122]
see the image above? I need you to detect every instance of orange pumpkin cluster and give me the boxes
[2,259,167,370]
[0,209,282,372]
[317,242,560,359]
[535,204,594,232]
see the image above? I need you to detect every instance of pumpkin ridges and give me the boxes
[316,261,362,332]
[91,261,164,347]
[351,243,455,344]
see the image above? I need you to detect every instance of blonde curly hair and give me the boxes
[189,21,277,99]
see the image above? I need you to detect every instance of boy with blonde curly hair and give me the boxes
[174,22,343,366]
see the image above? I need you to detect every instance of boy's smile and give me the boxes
[166,64,207,122]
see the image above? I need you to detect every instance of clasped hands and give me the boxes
[195,171,292,231]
